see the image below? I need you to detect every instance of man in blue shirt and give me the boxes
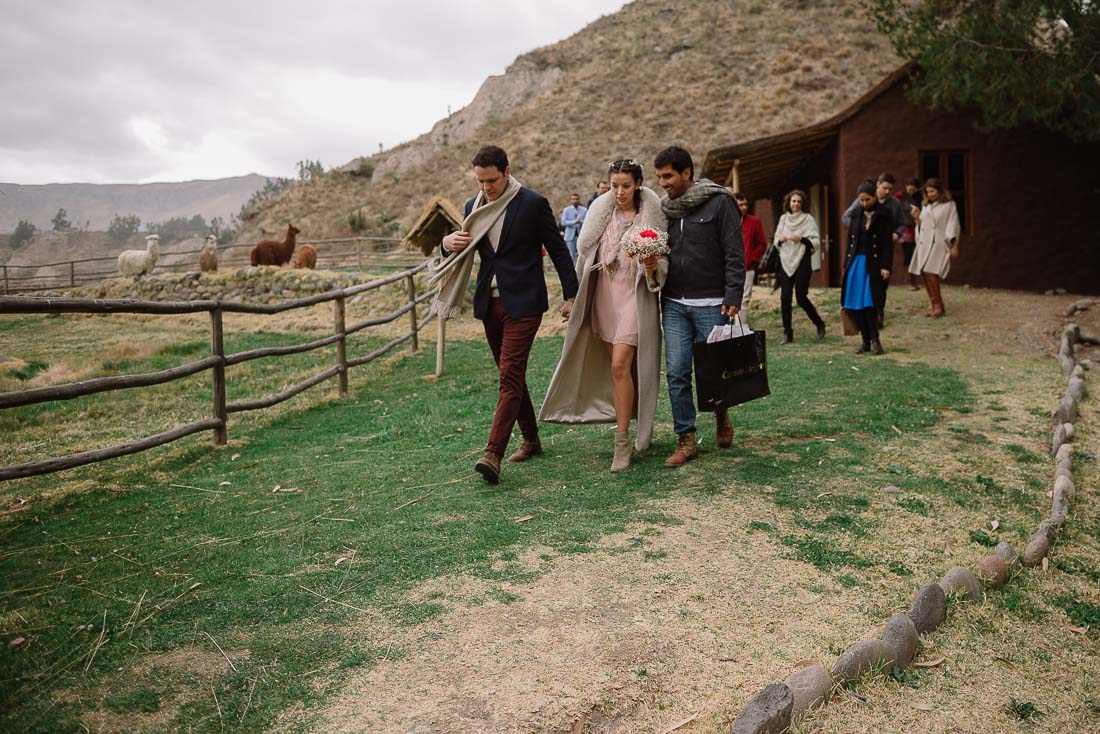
[560,193,587,261]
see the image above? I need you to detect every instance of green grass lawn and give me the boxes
[0,324,989,732]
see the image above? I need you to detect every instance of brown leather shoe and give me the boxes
[475,451,502,484]
[508,440,542,463]
[664,432,698,468]
[715,410,733,448]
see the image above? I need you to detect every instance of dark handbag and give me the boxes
[759,245,780,275]
[692,324,770,411]
[801,236,815,255]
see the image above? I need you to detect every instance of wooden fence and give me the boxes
[0,260,443,482]
[0,236,417,294]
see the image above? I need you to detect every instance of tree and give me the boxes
[51,208,71,231]
[146,214,208,244]
[870,0,1100,143]
[297,159,324,181]
[107,213,142,244]
[239,177,293,220]
[9,220,37,248]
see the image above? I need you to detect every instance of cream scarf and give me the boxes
[429,176,522,318]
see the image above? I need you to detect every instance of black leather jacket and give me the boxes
[662,192,745,306]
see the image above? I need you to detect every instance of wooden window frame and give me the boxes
[918,150,972,236]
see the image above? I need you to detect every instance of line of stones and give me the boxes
[729,324,1093,734]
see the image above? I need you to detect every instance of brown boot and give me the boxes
[715,409,733,448]
[508,440,542,463]
[925,273,945,318]
[664,432,698,468]
[610,431,631,473]
[474,451,502,484]
[907,273,920,291]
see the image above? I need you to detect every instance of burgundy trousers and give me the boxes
[482,297,542,456]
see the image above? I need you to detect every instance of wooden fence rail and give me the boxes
[0,259,442,482]
[0,236,413,294]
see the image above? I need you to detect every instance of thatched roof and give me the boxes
[703,63,917,200]
[402,196,464,257]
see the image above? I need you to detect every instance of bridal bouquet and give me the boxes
[620,226,670,259]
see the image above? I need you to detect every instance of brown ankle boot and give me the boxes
[475,451,502,484]
[715,410,733,448]
[610,431,631,473]
[925,273,945,318]
[508,440,542,463]
[664,432,698,468]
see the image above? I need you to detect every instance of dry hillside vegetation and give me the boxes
[240,0,900,241]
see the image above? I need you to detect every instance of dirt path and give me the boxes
[280,286,1099,733]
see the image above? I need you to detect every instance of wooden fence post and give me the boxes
[334,296,349,395]
[407,275,419,352]
[69,262,75,287]
[356,242,362,271]
[210,309,228,445]
[435,318,446,378]
[2,265,7,295]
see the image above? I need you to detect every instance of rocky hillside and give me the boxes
[0,174,271,232]
[240,0,900,242]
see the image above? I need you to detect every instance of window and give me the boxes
[919,151,970,234]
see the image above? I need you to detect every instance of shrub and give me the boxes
[9,219,37,248]
[107,213,142,244]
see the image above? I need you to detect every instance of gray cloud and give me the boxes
[0,0,626,183]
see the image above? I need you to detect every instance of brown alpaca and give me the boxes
[250,224,300,266]
[294,244,317,269]
[199,234,218,272]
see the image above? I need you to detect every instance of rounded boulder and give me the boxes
[975,555,1009,588]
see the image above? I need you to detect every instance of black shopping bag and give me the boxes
[692,329,770,411]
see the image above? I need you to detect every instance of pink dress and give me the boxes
[590,208,639,346]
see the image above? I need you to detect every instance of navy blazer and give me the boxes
[445,187,579,320]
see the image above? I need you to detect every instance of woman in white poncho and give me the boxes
[771,189,826,344]
[909,177,960,318]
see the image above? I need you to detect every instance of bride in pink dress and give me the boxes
[540,159,668,472]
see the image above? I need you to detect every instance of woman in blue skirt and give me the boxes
[841,179,894,354]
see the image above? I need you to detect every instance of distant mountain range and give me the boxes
[0,174,273,232]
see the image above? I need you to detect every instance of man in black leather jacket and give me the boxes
[654,146,745,468]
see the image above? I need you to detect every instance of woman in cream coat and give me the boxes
[540,159,667,472]
[909,177,960,318]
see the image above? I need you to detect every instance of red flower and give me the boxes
[639,229,657,239]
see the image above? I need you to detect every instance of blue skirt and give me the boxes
[843,254,875,310]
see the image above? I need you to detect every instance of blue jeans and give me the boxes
[662,298,727,436]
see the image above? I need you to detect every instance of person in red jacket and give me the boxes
[733,192,767,327]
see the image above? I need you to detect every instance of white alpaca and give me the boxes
[118,234,160,277]
[199,234,218,272]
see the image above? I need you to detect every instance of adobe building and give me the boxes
[703,63,1100,294]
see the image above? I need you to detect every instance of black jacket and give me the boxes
[662,192,745,306]
[841,202,895,309]
[445,187,579,320]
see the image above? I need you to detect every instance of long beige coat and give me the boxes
[539,187,668,450]
[910,200,960,279]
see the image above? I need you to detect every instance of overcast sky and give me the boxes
[1,0,627,185]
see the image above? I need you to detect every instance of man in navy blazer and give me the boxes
[442,145,579,483]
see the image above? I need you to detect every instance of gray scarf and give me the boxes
[661,178,732,219]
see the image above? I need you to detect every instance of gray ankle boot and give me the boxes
[610,430,631,472]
